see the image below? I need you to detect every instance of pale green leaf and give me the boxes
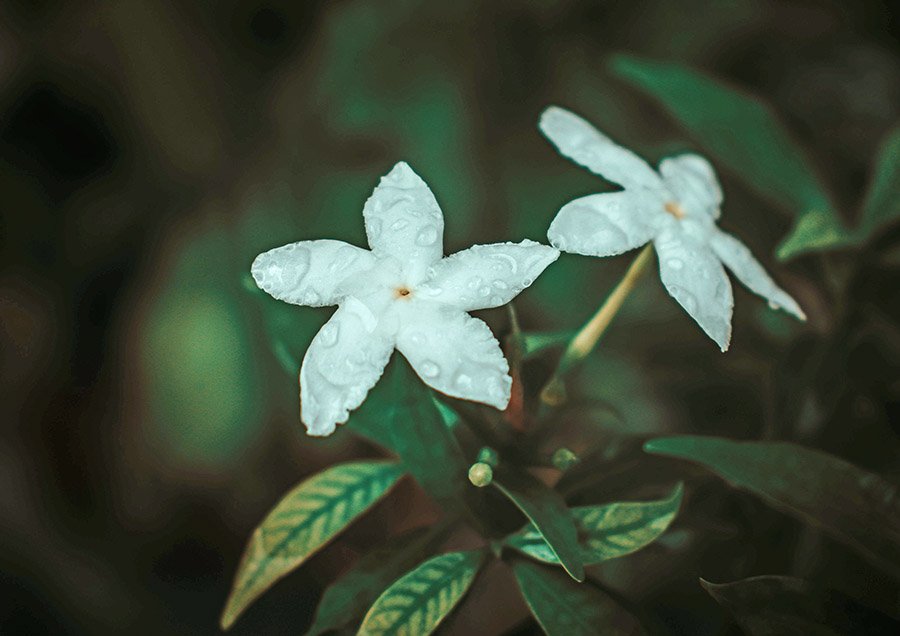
[221,461,405,629]
[512,559,646,636]
[493,470,585,581]
[306,525,451,636]
[645,436,900,578]
[357,550,484,636]
[507,484,682,565]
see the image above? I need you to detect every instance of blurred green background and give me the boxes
[1,0,897,633]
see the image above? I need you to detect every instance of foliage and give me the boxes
[222,41,900,636]
[220,461,404,629]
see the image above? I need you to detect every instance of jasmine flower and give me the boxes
[540,106,805,351]
[252,162,559,435]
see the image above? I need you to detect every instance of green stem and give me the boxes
[541,244,655,406]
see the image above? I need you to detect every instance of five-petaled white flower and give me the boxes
[540,106,805,351]
[252,162,559,436]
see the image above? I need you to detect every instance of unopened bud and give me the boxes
[552,447,579,471]
[468,462,494,487]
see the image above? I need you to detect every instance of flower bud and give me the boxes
[468,462,494,487]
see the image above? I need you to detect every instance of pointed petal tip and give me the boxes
[383,160,422,187]
[303,416,338,437]
[538,105,575,133]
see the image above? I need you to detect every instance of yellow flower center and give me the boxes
[664,201,686,219]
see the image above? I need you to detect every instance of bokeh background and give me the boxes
[1,0,898,634]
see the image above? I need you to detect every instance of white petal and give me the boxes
[396,307,511,410]
[299,300,395,436]
[251,240,376,307]
[547,190,661,257]
[539,106,663,190]
[419,240,559,311]
[709,229,806,320]
[654,230,734,351]
[362,162,444,280]
[658,154,723,220]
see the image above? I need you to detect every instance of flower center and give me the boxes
[664,201,686,220]
[394,286,412,299]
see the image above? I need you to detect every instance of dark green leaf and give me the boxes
[857,124,900,241]
[220,461,404,629]
[493,470,584,581]
[512,559,645,636]
[507,484,682,565]
[702,575,900,636]
[608,54,845,260]
[644,436,900,578]
[305,525,451,636]
[348,356,468,509]
[357,550,484,635]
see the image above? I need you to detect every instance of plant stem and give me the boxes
[541,244,655,406]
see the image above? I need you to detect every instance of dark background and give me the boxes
[1,0,898,634]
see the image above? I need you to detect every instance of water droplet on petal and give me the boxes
[768,300,781,310]
[319,322,340,347]
[454,373,473,390]
[304,290,321,304]
[478,286,491,297]
[368,218,383,239]
[420,360,440,378]
[467,276,483,290]
[489,295,503,305]
[408,332,426,347]
[492,280,509,290]
[390,219,409,231]
[415,226,438,246]
[667,258,684,271]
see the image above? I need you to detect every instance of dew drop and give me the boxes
[319,322,340,347]
[368,218,383,239]
[768,300,781,311]
[492,280,509,290]
[415,226,439,246]
[454,372,473,390]
[478,286,491,297]
[390,219,409,231]
[489,295,503,305]
[408,332,427,347]
[420,360,440,378]
[467,276,483,290]
[304,290,321,304]
[667,258,684,270]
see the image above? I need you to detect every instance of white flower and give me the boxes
[251,162,559,436]
[540,106,805,351]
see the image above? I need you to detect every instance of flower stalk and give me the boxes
[541,244,654,405]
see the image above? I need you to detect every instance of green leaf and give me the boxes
[512,559,646,636]
[306,525,451,636]
[220,461,404,630]
[644,436,900,578]
[520,329,577,359]
[857,124,900,241]
[775,208,849,260]
[507,484,682,566]
[357,550,484,636]
[609,54,845,260]
[348,357,468,509]
[701,575,900,636]
[493,470,585,581]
